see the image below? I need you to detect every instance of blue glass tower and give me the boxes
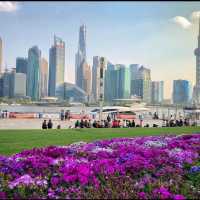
[27,46,41,101]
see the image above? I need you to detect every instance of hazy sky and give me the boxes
[1,1,200,99]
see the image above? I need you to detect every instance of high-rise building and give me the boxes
[82,60,91,97]
[0,37,2,73]
[16,57,28,74]
[194,18,200,104]
[104,64,130,102]
[116,64,130,99]
[2,69,13,98]
[40,58,48,97]
[48,36,65,99]
[10,72,26,98]
[104,63,118,103]
[130,64,140,95]
[173,80,192,105]
[151,81,164,104]
[0,73,3,97]
[75,24,87,89]
[27,46,41,101]
[92,56,107,103]
[92,56,100,102]
[131,66,151,103]
[129,64,140,80]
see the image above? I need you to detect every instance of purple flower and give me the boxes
[8,174,35,189]
[0,192,7,199]
[138,192,147,199]
[173,194,186,200]
[51,177,60,187]
[189,166,200,173]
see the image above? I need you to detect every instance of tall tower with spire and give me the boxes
[194,18,200,86]
[75,24,87,90]
[193,18,200,104]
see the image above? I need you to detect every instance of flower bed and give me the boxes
[0,134,200,199]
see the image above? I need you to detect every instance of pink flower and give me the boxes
[173,194,186,200]
[138,192,147,199]
[63,174,77,183]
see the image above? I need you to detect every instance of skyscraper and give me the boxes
[131,66,151,103]
[129,64,140,81]
[75,24,87,89]
[48,36,65,98]
[104,64,130,102]
[1,68,16,98]
[82,60,91,97]
[92,56,100,102]
[173,80,192,105]
[151,81,164,104]
[27,46,41,101]
[104,64,118,103]
[16,57,28,74]
[40,58,48,97]
[10,72,26,98]
[92,56,107,103]
[0,37,2,73]
[194,18,200,104]
[116,64,130,99]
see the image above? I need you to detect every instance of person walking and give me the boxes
[48,119,53,129]
[42,120,47,129]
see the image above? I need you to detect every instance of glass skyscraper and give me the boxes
[193,18,200,104]
[151,81,164,104]
[92,56,100,102]
[16,57,28,74]
[104,64,130,102]
[173,80,191,105]
[27,46,41,101]
[48,36,65,99]
[0,37,2,73]
[40,58,48,98]
[131,66,151,103]
[75,24,87,89]
[116,64,130,99]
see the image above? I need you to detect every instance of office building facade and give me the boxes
[151,81,164,104]
[82,60,91,97]
[10,72,26,98]
[27,46,41,101]
[131,66,151,103]
[16,57,28,74]
[92,56,100,102]
[0,37,2,73]
[173,80,191,105]
[75,24,87,89]
[104,64,130,102]
[40,58,48,97]
[48,36,65,99]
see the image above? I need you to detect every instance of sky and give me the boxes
[0,1,200,99]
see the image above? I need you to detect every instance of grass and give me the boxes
[0,127,200,155]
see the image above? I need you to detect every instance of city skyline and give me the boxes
[1,2,200,98]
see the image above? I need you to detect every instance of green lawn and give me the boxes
[0,127,200,155]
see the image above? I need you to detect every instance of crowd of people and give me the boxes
[41,111,198,130]
[74,119,137,128]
